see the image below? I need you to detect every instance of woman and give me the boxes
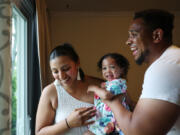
[35,43,103,135]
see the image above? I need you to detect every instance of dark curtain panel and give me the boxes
[27,8,41,135]
[28,16,41,135]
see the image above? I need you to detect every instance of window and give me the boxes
[11,5,30,135]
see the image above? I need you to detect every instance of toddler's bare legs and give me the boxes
[83,130,95,135]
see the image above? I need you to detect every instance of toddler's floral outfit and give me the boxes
[89,79,129,135]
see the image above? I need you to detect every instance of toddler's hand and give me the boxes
[101,82,106,89]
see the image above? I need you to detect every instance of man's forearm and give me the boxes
[104,98,133,135]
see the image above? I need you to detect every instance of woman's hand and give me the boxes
[66,106,96,128]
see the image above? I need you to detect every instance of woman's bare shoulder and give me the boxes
[42,83,57,97]
[40,83,58,109]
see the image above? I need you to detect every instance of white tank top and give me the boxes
[54,80,93,135]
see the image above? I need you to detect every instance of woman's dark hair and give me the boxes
[49,43,85,80]
[97,53,130,79]
[134,9,174,44]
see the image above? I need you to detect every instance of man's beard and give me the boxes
[135,50,149,65]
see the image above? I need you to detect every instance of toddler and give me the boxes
[84,53,130,135]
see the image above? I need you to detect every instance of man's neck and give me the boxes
[147,43,171,65]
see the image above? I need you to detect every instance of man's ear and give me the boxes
[152,28,163,43]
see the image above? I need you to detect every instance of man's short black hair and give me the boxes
[134,9,174,44]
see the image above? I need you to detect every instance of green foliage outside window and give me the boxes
[11,69,17,135]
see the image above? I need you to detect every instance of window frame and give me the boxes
[12,4,30,135]
[11,0,40,135]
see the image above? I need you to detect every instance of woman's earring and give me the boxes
[77,67,81,80]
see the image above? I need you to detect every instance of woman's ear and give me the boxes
[77,59,80,67]
[152,28,164,43]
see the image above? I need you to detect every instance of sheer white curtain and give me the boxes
[0,0,11,134]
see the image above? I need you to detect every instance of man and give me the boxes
[102,9,180,135]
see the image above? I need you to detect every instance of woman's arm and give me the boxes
[88,85,114,99]
[86,76,113,99]
[35,84,69,135]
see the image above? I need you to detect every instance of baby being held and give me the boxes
[84,53,130,135]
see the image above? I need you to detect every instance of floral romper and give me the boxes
[89,79,129,135]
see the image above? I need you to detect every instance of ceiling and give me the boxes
[46,0,180,12]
